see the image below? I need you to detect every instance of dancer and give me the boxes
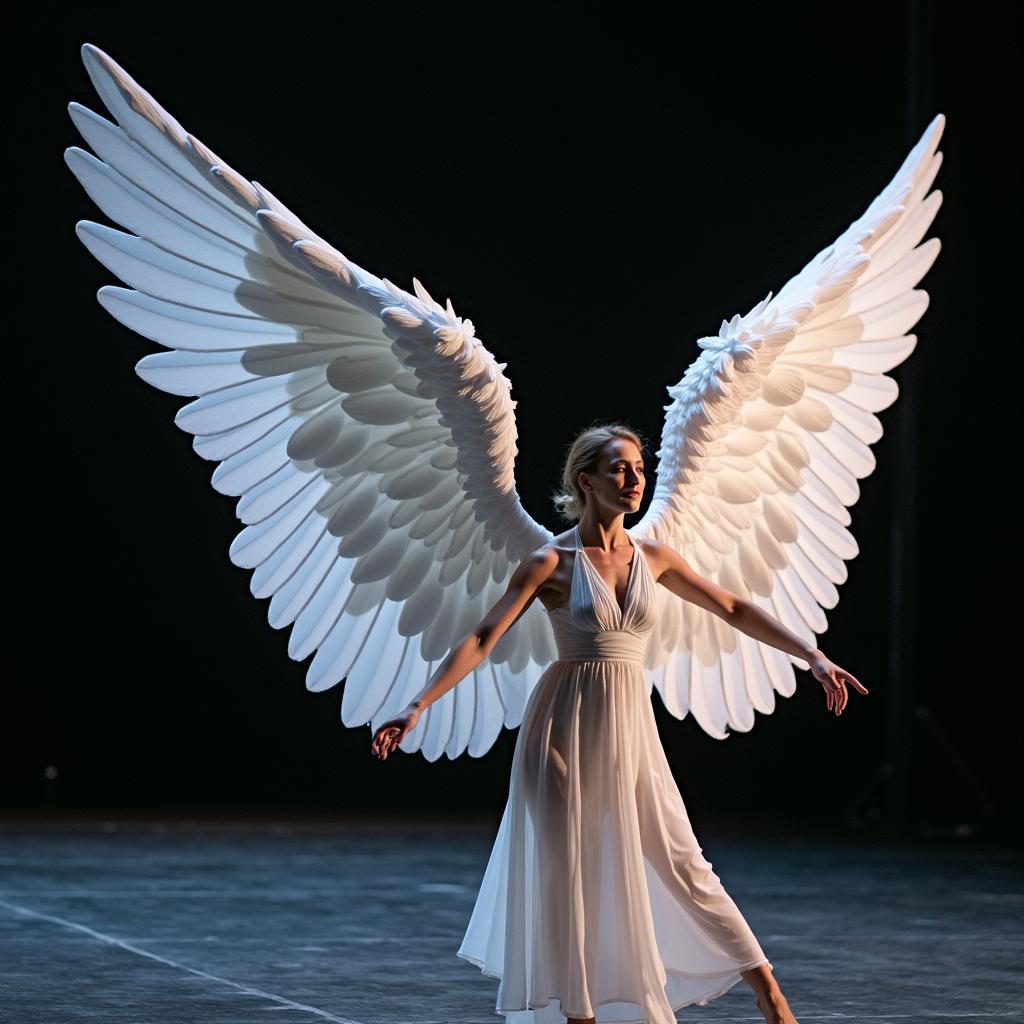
[373,424,861,1024]
[65,41,944,1024]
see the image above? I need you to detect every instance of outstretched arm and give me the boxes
[371,547,559,760]
[649,540,869,716]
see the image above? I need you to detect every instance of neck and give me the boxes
[576,514,630,553]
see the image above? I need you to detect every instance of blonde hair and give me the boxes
[551,422,648,522]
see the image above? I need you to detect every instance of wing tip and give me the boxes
[80,41,116,79]
[915,112,947,164]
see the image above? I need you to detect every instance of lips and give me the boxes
[622,492,640,499]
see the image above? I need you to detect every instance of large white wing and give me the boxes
[65,43,555,760]
[633,114,945,739]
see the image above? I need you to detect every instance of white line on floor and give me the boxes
[3,900,1018,1024]
[0,899,364,1024]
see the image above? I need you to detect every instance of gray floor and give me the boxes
[1,819,1020,1024]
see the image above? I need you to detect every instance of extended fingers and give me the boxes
[372,726,394,759]
[825,677,845,715]
[846,670,869,694]
[831,676,845,714]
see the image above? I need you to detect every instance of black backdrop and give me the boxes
[7,2,1019,839]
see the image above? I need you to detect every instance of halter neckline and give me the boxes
[574,524,638,620]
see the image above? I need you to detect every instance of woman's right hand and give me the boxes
[371,705,422,761]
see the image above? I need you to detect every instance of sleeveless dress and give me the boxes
[457,525,772,1024]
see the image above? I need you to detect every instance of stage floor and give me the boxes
[1,818,1020,1023]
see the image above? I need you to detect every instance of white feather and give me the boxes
[67,42,945,750]
[634,114,945,738]
[66,43,553,761]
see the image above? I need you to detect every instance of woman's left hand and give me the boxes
[808,651,869,715]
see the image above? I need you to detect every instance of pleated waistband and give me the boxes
[553,629,648,665]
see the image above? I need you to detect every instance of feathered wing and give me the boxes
[65,43,555,760]
[633,114,945,739]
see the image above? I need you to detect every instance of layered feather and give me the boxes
[66,41,946,753]
[634,114,945,739]
[66,43,553,760]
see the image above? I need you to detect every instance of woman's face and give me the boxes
[579,438,645,515]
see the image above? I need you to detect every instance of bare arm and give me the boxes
[408,547,557,712]
[649,539,868,713]
[371,546,558,759]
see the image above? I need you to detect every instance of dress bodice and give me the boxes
[546,524,658,664]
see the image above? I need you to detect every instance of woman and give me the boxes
[372,423,866,1024]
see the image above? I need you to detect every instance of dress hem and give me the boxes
[457,950,774,1020]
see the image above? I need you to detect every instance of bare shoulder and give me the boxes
[527,544,561,573]
[633,535,680,581]
[521,533,572,575]
[538,528,579,558]
[524,532,576,610]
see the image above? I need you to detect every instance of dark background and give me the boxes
[8,3,1019,840]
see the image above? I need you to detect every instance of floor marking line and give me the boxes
[3,902,1019,1024]
[0,899,364,1024]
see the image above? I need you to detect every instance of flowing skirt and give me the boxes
[457,659,772,1024]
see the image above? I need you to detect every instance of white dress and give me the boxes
[457,524,773,1024]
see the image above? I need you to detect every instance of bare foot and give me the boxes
[755,988,799,1024]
